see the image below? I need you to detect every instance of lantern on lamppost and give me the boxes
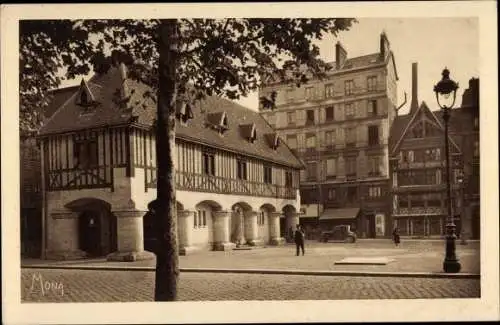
[434,67,461,273]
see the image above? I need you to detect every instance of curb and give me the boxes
[21,265,480,279]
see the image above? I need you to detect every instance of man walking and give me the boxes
[294,224,305,256]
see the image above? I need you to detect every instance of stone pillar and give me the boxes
[45,211,86,260]
[244,211,261,246]
[178,210,197,255]
[237,209,246,245]
[213,211,236,251]
[107,210,155,262]
[285,212,300,241]
[269,212,284,245]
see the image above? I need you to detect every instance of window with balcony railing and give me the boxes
[345,80,354,95]
[368,156,381,176]
[367,76,377,92]
[325,83,335,98]
[345,103,355,119]
[287,111,296,126]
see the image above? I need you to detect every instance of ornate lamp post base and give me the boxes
[443,224,461,273]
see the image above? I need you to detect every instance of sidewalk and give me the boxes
[22,240,480,278]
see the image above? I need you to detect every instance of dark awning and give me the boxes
[320,208,360,221]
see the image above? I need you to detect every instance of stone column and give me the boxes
[45,211,86,260]
[244,211,261,246]
[213,211,236,251]
[107,210,155,262]
[237,209,246,245]
[178,210,196,255]
[285,212,300,241]
[269,212,284,245]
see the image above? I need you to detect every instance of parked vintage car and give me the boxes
[320,225,357,243]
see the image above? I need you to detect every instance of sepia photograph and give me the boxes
[2,2,498,324]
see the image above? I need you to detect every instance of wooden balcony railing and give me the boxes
[148,170,297,200]
[47,166,113,191]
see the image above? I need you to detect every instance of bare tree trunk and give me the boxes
[154,19,179,301]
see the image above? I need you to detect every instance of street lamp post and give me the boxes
[434,68,461,273]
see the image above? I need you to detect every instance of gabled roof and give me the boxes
[389,101,461,156]
[38,63,303,169]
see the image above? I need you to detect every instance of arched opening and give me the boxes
[65,198,116,257]
[281,204,297,242]
[194,200,222,248]
[230,202,252,245]
[143,200,184,253]
[259,204,277,243]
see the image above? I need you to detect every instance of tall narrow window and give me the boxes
[306,162,317,181]
[305,87,314,100]
[325,106,335,121]
[345,127,357,146]
[368,125,379,146]
[286,89,294,103]
[345,103,355,118]
[202,152,216,175]
[367,76,377,92]
[306,133,316,150]
[263,165,273,184]
[347,186,357,202]
[345,80,354,95]
[237,160,247,180]
[367,100,378,116]
[326,158,337,178]
[325,130,336,146]
[368,156,381,176]
[285,171,293,187]
[287,111,296,126]
[306,109,315,125]
[345,157,357,177]
[325,83,335,98]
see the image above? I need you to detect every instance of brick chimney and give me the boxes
[380,31,390,59]
[335,42,347,70]
[410,62,419,114]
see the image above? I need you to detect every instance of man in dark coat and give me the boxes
[294,224,305,256]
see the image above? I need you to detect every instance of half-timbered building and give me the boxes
[389,64,479,239]
[35,63,303,261]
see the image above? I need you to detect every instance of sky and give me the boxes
[61,17,479,115]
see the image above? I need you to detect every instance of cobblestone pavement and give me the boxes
[21,268,480,302]
[22,240,480,274]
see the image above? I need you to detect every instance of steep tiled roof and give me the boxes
[388,113,412,154]
[176,95,303,168]
[38,64,303,169]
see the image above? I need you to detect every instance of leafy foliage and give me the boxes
[20,18,356,131]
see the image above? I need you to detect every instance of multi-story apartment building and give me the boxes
[259,32,399,238]
[25,62,303,261]
[389,63,480,239]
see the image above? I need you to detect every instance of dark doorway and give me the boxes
[78,210,117,257]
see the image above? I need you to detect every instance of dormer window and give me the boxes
[265,133,280,150]
[76,79,97,114]
[175,102,194,125]
[239,123,257,143]
[206,111,229,135]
